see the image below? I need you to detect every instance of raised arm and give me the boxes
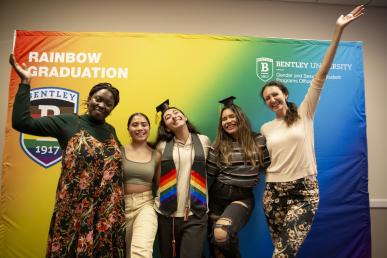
[9,54,32,84]
[9,54,70,140]
[315,5,365,80]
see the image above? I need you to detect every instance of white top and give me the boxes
[261,77,325,182]
[154,134,211,217]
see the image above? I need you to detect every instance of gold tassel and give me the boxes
[172,239,176,257]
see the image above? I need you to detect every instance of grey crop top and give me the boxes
[121,146,157,187]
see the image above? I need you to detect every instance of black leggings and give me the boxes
[208,181,254,258]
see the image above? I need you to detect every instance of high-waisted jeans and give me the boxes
[125,190,158,258]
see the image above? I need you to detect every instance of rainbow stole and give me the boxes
[159,133,207,217]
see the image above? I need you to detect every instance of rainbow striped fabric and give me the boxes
[158,133,207,217]
[190,170,207,208]
[159,168,177,205]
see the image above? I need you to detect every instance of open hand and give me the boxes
[9,54,32,84]
[336,5,365,29]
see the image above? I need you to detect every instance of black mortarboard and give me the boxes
[156,99,170,113]
[219,96,236,107]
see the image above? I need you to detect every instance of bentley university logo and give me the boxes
[256,57,274,82]
[20,87,79,168]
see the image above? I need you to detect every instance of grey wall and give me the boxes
[1,0,386,257]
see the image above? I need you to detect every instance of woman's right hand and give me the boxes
[9,54,32,84]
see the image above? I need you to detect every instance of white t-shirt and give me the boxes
[154,134,211,217]
[261,77,325,182]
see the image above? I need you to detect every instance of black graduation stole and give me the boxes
[159,133,207,217]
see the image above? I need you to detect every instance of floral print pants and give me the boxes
[263,176,319,258]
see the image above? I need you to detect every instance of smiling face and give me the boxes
[87,89,115,121]
[262,86,288,117]
[128,114,150,142]
[162,108,188,133]
[221,108,239,136]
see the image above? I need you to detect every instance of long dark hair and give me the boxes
[155,107,199,144]
[213,105,263,166]
[127,112,150,127]
[127,112,155,148]
[260,80,299,126]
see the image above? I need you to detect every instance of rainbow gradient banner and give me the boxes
[0,30,370,257]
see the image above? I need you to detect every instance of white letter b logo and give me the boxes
[261,63,269,73]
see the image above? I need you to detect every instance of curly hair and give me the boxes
[88,82,120,108]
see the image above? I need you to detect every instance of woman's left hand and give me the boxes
[336,5,365,29]
[9,54,32,84]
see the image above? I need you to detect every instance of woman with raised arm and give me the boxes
[260,5,365,258]
[153,100,211,258]
[10,54,125,257]
[122,112,160,258]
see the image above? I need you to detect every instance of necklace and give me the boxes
[175,135,193,221]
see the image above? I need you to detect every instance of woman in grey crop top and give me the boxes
[122,112,160,258]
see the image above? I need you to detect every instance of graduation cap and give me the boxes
[155,99,170,124]
[156,99,170,113]
[219,96,236,108]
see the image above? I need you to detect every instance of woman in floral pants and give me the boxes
[260,5,364,258]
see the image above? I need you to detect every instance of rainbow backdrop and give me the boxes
[0,30,370,258]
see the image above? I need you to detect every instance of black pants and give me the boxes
[157,213,208,258]
[208,181,254,258]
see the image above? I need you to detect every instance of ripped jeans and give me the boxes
[208,181,254,258]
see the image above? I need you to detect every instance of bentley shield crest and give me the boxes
[19,87,79,168]
[256,57,274,82]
